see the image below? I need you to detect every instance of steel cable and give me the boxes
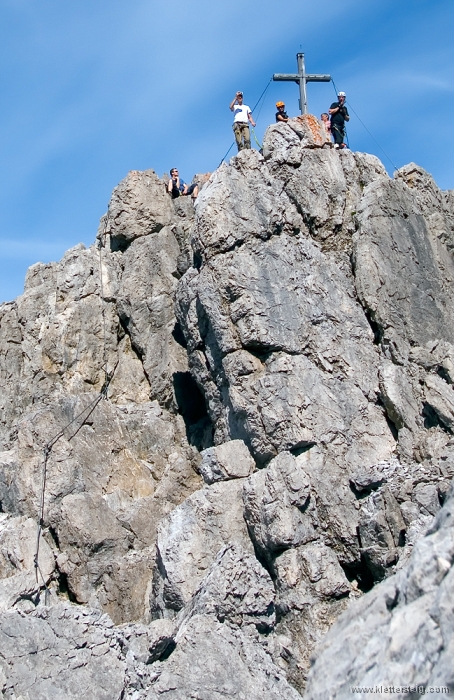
[33,209,115,603]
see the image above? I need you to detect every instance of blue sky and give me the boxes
[1,0,453,302]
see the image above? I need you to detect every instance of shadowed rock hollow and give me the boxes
[0,116,453,698]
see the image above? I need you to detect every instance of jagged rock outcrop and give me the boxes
[174,117,453,689]
[152,478,253,617]
[305,484,454,698]
[0,114,453,696]
[0,169,203,625]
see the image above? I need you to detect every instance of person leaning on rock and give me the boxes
[229,91,256,152]
[167,168,199,200]
[329,91,349,149]
[275,101,289,123]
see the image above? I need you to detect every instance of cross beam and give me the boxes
[273,53,331,115]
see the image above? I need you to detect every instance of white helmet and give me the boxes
[338,91,346,97]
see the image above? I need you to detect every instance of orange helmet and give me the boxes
[276,101,285,108]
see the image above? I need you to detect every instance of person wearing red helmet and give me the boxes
[275,101,289,123]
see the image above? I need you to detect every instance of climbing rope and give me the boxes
[218,78,273,167]
[218,142,235,168]
[33,210,116,603]
[251,78,272,116]
[331,78,398,171]
[251,127,263,151]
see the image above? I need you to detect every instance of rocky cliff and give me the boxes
[0,116,453,698]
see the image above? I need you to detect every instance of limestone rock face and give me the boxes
[0,116,453,697]
[0,169,202,626]
[105,169,174,246]
[182,542,276,631]
[0,515,55,611]
[199,438,256,484]
[145,614,302,700]
[305,485,454,698]
[174,126,454,690]
[0,604,181,700]
[353,177,454,362]
[243,451,316,557]
[152,479,253,616]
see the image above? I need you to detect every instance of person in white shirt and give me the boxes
[229,91,256,151]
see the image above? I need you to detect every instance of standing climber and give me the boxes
[229,91,256,151]
[329,91,349,148]
[275,101,289,123]
[167,168,199,200]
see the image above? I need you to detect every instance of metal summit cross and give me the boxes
[273,53,331,115]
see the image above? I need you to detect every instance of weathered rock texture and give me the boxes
[0,116,453,697]
[305,484,454,698]
[0,169,204,627]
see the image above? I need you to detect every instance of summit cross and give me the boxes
[273,53,331,115]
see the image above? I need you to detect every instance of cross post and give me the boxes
[273,53,331,115]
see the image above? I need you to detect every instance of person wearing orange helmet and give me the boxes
[275,101,289,123]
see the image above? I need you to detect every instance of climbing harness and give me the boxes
[218,78,273,167]
[330,79,398,171]
[33,212,117,604]
[330,79,350,148]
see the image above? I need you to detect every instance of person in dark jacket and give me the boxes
[167,168,198,199]
[275,101,289,123]
[329,91,349,148]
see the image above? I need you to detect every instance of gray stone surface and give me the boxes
[357,486,407,581]
[0,605,126,700]
[0,169,202,625]
[152,478,253,616]
[1,115,454,697]
[182,543,276,631]
[147,614,302,700]
[199,439,255,484]
[243,451,317,558]
[353,177,454,364]
[305,484,454,698]
[424,373,454,431]
[0,515,54,611]
[272,542,352,690]
[173,128,454,691]
[104,169,174,246]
